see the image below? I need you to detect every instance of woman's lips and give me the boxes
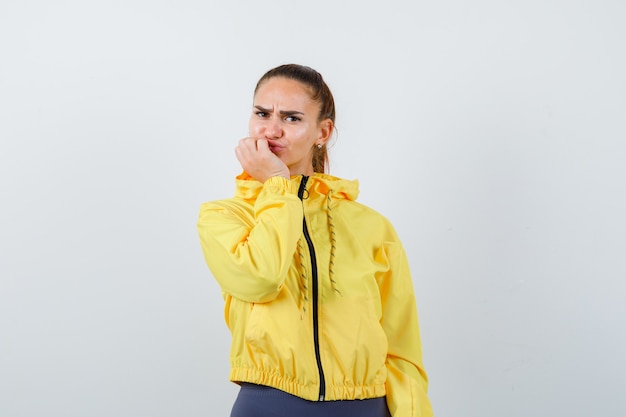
[268,141,284,154]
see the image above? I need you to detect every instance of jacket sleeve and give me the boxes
[377,237,434,417]
[197,176,303,303]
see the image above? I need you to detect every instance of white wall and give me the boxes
[1,1,625,416]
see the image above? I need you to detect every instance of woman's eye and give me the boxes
[255,111,268,118]
[285,116,301,122]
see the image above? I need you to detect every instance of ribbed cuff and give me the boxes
[263,176,298,195]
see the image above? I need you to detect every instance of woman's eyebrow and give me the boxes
[254,105,304,116]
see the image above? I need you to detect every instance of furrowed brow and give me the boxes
[253,105,304,116]
[279,110,304,116]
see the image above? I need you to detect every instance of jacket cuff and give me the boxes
[263,176,299,195]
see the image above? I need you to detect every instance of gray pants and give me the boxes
[230,383,392,417]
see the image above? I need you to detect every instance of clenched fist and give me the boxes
[235,137,290,183]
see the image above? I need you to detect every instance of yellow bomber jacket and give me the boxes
[197,173,433,417]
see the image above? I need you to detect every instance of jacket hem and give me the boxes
[230,367,386,401]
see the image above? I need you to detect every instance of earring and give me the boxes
[316,143,322,149]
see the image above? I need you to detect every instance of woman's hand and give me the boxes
[235,137,290,183]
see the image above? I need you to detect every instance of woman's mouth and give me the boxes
[268,142,284,154]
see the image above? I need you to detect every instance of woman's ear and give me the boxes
[318,118,334,146]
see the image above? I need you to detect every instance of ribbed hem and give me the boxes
[230,367,386,401]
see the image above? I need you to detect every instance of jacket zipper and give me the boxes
[297,175,326,401]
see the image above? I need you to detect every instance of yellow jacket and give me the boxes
[197,173,433,417]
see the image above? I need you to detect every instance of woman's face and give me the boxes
[249,77,331,177]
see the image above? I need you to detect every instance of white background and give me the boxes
[1,1,625,416]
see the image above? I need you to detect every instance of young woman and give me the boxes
[197,64,433,417]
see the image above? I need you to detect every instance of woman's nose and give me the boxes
[264,118,282,139]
